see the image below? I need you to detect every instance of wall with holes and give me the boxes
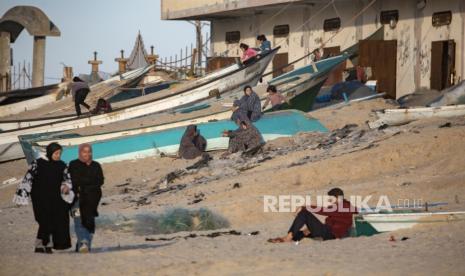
[209,0,464,98]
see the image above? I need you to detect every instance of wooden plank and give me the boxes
[272,53,289,78]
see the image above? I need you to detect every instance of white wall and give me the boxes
[209,0,464,98]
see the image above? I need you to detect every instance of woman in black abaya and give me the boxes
[14,143,74,253]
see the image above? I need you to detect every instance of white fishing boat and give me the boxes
[19,54,349,164]
[0,66,152,118]
[356,211,465,234]
[368,104,465,129]
[0,48,278,162]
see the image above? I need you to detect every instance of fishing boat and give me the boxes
[0,66,153,119]
[0,83,67,117]
[368,104,465,129]
[0,48,278,162]
[107,80,178,103]
[0,83,61,105]
[354,211,465,236]
[18,54,349,163]
[24,110,327,164]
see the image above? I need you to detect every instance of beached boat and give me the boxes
[0,49,278,162]
[0,48,277,130]
[0,83,61,105]
[354,211,465,236]
[0,66,152,119]
[0,83,68,117]
[18,54,348,163]
[368,104,465,129]
[24,110,327,164]
[107,80,178,103]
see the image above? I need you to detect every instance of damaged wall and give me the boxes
[207,0,464,98]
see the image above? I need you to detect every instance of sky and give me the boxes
[0,0,200,84]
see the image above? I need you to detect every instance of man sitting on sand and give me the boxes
[268,188,357,243]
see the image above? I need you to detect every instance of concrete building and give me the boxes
[0,6,60,91]
[161,0,464,98]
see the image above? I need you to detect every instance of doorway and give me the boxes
[272,53,290,78]
[430,40,455,91]
[359,40,397,98]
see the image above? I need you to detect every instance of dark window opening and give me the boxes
[432,11,452,27]
[225,31,240,44]
[273,25,290,37]
[380,10,399,24]
[323,18,341,32]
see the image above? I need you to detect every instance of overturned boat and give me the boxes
[24,110,327,164]
[18,54,348,163]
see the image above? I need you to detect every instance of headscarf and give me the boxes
[178,125,206,159]
[78,143,93,165]
[46,142,63,162]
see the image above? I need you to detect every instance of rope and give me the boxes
[263,0,378,77]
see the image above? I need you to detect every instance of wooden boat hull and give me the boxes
[17,54,348,163]
[368,104,465,129]
[0,50,278,162]
[15,54,348,163]
[0,49,277,131]
[27,110,327,164]
[0,67,151,119]
[355,211,465,236]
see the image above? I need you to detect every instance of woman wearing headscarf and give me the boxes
[13,142,73,253]
[178,125,207,159]
[237,85,262,122]
[68,144,104,253]
[223,115,264,154]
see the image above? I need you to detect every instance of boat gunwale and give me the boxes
[25,55,348,147]
[0,47,281,126]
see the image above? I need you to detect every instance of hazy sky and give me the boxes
[0,0,199,83]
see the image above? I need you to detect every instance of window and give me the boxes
[323,18,341,32]
[432,11,452,27]
[273,25,290,37]
[225,31,240,44]
[380,10,399,24]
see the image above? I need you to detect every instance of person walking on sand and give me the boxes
[72,77,91,116]
[13,142,74,253]
[69,144,104,253]
[268,188,357,243]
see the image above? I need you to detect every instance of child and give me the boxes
[262,85,286,111]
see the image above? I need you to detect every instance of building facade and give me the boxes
[161,0,464,99]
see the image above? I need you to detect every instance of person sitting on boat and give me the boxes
[178,125,207,159]
[92,98,112,114]
[238,85,262,122]
[262,85,286,111]
[72,77,91,116]
[240,43,258,65]
[222,116,264,154]
[268,188,358,243]
[256,35,271,54]
[13,142,74,253]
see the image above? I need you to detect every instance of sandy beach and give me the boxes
[1,98,465,275]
